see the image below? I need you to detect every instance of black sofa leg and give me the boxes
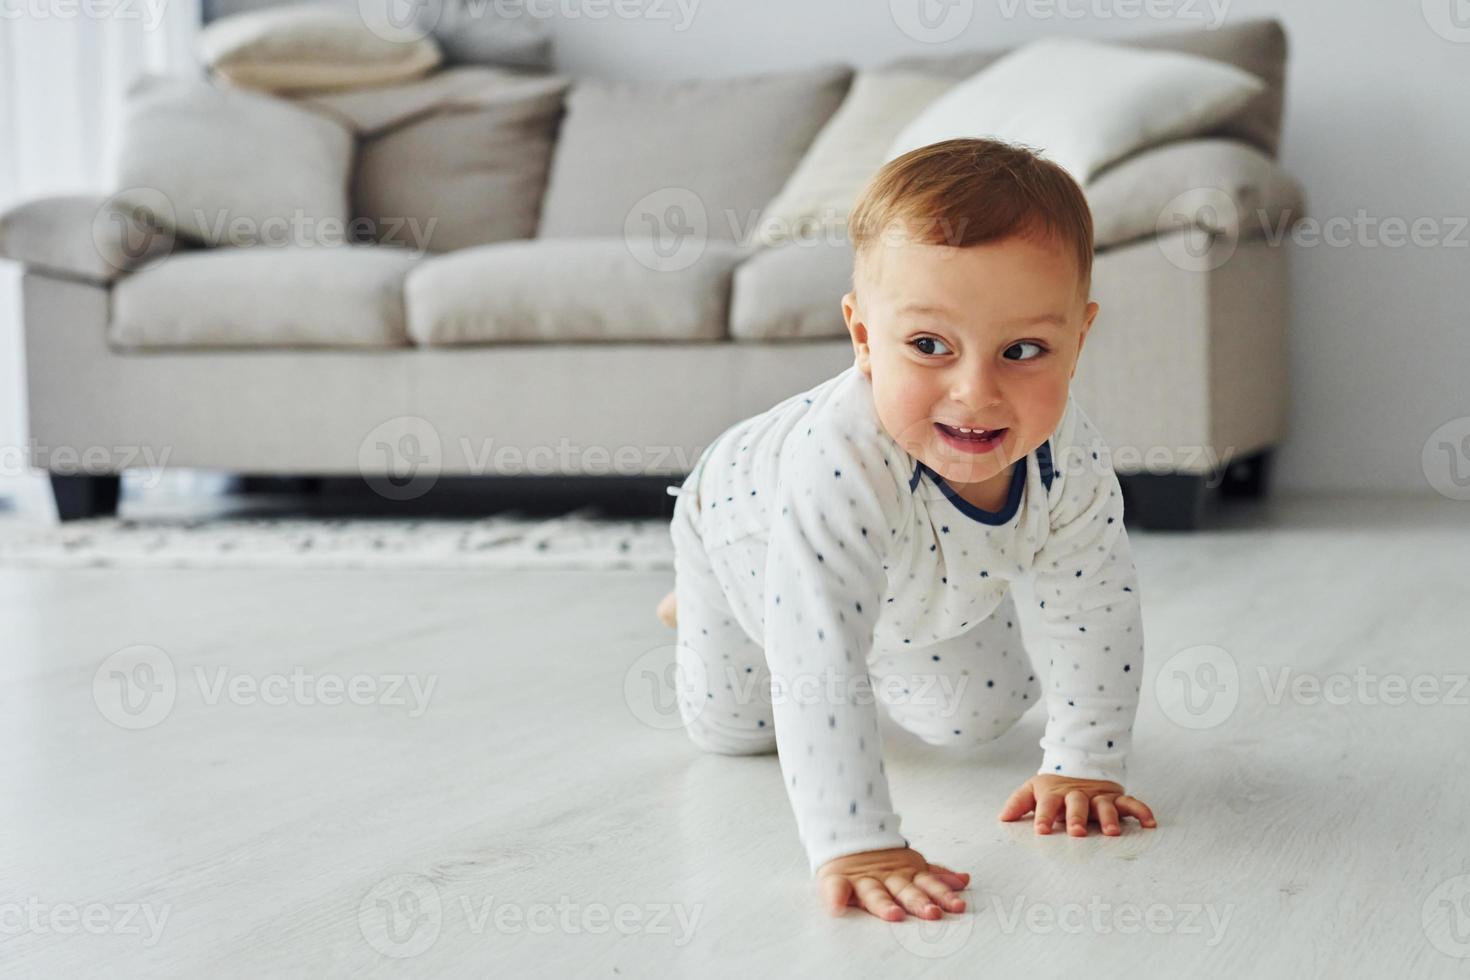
[50,474,121,522]
[1218,448,1273,500]
[1118,472,1211,532]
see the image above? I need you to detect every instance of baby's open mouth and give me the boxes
[935,422,1007,453]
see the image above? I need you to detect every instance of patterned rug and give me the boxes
[0,507,676,570]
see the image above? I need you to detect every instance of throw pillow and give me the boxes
[887,36,1265,184]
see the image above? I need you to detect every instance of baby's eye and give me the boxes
[911,336,951,356]
[1004,341,1047,361]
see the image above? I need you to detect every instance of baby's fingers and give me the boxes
[1064,790,1091,837]
[819,875,855,916]
[1034,793,1062,834]
[886,874,941,920]
[914,872,967,913]
[1094,795,1122,835]
[998,783,1037,822]
[1115,795,1158,828]
[854,876,906,921]
[924,862,971,890]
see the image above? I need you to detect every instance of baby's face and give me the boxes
[842,230,1099,500]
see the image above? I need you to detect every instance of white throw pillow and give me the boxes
[754,71,955,247]
[113,75,354,247]
[886,36,1265,185]
[197,4,442,94]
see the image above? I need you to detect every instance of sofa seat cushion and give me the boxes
[536,65,853,242]
[111,245,419,349]
[405,239,746,345]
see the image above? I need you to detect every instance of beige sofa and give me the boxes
[0,18,1304,529]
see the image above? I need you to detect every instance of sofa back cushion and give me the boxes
[536,65,853,243]
[754,70,956,247]
[114,75,354,247]
[301,67,569,253]
[882,17,1287,156]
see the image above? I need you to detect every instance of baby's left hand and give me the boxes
[998,775,1157,836]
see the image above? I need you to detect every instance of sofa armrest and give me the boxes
[0,194,177,284]
[1087,138,1306,252]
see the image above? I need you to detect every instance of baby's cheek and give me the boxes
[873,387,934,456]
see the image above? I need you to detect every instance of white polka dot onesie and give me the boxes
[666,363,1144,875]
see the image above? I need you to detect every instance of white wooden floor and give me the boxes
[1,492,1467,978]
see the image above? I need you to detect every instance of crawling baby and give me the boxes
[658,136,1157,923]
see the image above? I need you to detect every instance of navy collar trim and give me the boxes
[910,455,1027,525]
[1037,439,1056,493]
[907,439,1056,525]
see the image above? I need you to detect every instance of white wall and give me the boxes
[3,1,1465,500]
[535,0,1469,497]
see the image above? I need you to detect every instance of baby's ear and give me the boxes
[1071,301,1100,379]
[842,291,871,375]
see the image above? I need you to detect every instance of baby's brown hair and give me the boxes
[848,137,1095,301]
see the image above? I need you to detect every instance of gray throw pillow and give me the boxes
[301,67,569,253]
[536,64,853,244]
[114,75,353,248]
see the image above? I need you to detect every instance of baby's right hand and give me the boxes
[816,847,969,921]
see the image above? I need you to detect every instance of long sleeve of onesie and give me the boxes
[1027,404,1145,786]
[761,419,915,875]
